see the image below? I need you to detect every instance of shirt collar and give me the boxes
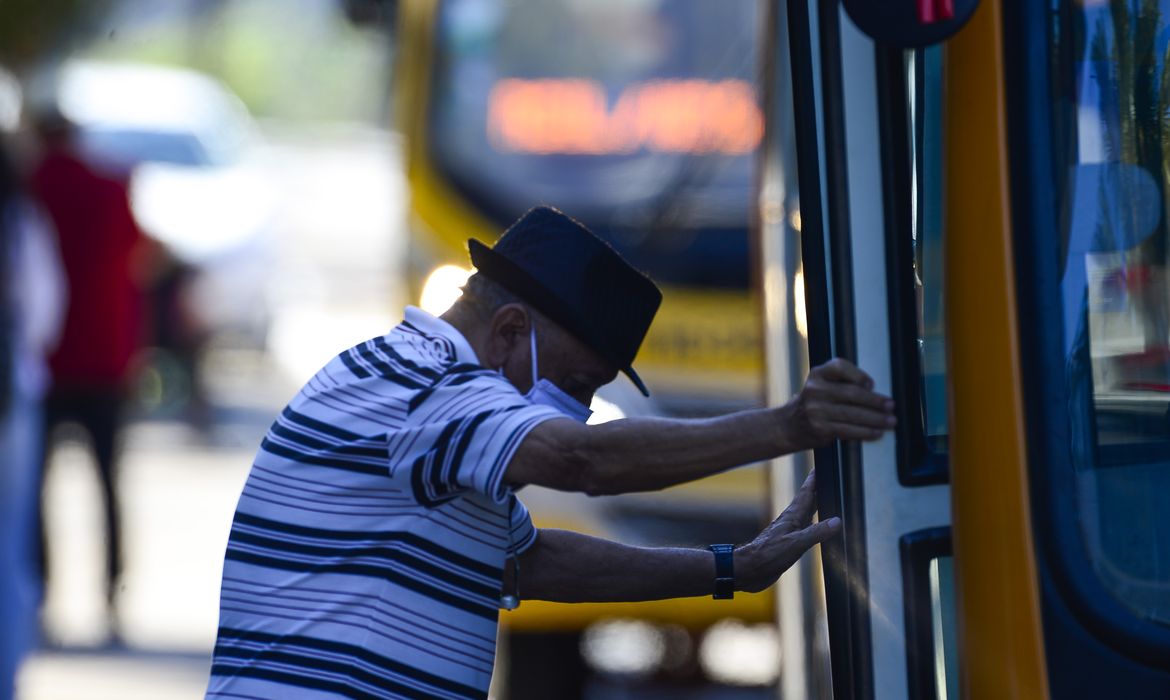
[403,306,482,366]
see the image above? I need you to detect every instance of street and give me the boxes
[24,396,276,697]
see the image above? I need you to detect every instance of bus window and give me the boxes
[901,528,958,699]
[1054,0,1170,626]
[928,555,959,700]
[888,43,949,485]
[908,45,949,451]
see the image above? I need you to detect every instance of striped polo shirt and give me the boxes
[206,307,563,699]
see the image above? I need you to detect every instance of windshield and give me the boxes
[427,0,763,287]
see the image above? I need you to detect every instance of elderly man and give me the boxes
[205,206,895,699]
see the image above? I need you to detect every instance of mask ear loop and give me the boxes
[529,326,539,390]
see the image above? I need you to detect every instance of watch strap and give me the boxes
[708,544,735,599]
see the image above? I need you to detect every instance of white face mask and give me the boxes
[518,327,593,423]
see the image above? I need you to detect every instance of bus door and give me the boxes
[775,1,1170,698]
[774,2,975,698]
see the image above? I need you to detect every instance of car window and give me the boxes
[80,128,211,168]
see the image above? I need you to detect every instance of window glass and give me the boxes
[907,46,949,450]
[1053,0,1170,625]
[929,556,959,700]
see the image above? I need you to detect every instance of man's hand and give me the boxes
[516,470,836,603]
[783,358,896,450]
[737,470,840,593]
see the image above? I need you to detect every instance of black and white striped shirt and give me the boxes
[206,307,562,699]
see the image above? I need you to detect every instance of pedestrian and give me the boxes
[0,135,66,699]
[27,109,146,641]
[205,206,895,699]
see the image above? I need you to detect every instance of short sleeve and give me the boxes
[407,371,564,506]
[507,496,538,557]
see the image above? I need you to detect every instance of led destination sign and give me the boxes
[487,78,764,156]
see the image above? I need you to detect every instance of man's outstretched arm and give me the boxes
[507,358,894,496]
[513,471,838,603]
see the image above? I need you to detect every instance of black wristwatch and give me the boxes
[708,544,735,599]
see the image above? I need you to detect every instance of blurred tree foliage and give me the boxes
[83,0,392,123]
[0,0,391,123]
[0,0,114,75]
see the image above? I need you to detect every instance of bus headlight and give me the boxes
[419,265,472,316]
[580,619,664,677]
[580,619,692,678]
[698,619,782,686]
[587,395,626,424]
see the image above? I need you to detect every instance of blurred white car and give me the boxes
[53,59,277,347]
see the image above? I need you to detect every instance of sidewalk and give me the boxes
[18,350,293,700]
[19,649,212,700]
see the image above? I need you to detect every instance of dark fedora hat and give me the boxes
[468,206,663,396]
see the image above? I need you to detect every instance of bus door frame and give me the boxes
[785,1,869,694]
[783,1,956,698]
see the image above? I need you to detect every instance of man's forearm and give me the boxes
[516,528,719,603]
[515,472,841,605]
[505,359,894,495]
[575,404,802,495]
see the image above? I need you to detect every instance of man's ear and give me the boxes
[482,304,531,370]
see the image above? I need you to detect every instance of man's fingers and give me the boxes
[796,517,842,549]
[819,404,897,430]
[814,381,895,413]
[814,358,874,389]
[778,470,818,528]
[744,512,840,591]
[816,421,888,441]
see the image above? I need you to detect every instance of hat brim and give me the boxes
[468,238,651,397]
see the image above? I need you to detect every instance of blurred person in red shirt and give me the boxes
[27,109,147,639]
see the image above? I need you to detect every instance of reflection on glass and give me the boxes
[1055,0,1170,625]
[907,46,949,449]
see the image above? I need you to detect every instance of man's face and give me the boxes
[486,304,618,405]
[530,320,619,407]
